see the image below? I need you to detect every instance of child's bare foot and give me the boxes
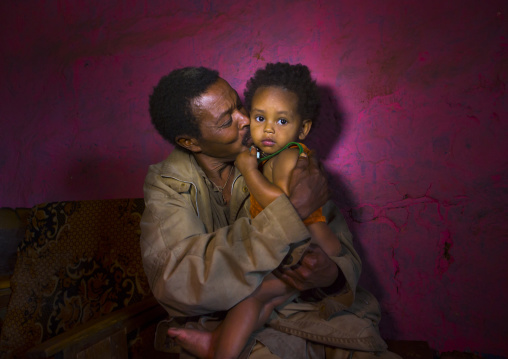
[167,327,215,359]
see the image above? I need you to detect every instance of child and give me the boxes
[167,62,342,359]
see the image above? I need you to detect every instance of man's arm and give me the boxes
[273,243,343,290]
[287,154,361,298]
[140,162,312,318]
[274,200,362,310]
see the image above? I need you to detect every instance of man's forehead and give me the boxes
[208,78,236,100]
[193,78,238,114]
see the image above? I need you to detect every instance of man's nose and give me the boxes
[236,109,250,129]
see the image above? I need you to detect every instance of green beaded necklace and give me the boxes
[257,142,304,163]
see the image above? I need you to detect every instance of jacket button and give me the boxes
[243,186,249,193]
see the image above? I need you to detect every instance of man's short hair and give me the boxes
[243,62,320,122]
[149,67,219,145]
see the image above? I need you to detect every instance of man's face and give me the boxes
[191,78,252,161]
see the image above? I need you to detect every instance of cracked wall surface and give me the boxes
[1,0,507,356]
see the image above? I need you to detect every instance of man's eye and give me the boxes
[221,116,233,128]
[255,116,265,122]
[277,118,288,125]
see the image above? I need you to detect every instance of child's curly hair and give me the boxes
[243,62,320,122]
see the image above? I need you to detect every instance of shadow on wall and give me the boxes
[308,85,396,337]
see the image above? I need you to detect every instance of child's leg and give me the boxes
[214,273,295,358]
[167,273,296,359]
[307,222,342,257]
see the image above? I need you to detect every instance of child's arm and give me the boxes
[275,149,342,257]
[271,148,301,196]
[308,222,342,257]
[235,148,290,208]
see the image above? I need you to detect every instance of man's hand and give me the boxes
[288,152,330,219]
[273,244,340,291]
[235,146,259,175]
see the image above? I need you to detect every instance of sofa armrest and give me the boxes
[25,296,167,359]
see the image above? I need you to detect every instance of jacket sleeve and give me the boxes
[300,200,363,318]
[140,170,311,317]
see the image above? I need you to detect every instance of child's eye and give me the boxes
[255,116,265,122]
[277,118,288,125]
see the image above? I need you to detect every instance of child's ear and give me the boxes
[176,136,202,153]
[298,119,312,140]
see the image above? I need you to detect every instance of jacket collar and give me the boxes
[159,147,249,223]
[160,147,198,181]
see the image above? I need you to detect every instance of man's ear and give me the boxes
[298,119,312,140]
[176,136,202,153]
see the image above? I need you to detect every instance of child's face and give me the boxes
[249,86,311,155]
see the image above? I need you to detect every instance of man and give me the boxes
[140,66,399,358]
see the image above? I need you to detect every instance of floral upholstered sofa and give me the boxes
[0,199,169,359]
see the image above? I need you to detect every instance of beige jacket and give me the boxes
[140,148,388,355]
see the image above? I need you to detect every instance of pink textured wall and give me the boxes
[1,0,507,356]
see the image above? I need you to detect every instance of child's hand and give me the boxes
[235,146,259,174]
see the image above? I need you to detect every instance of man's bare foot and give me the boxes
[167,327,215,359]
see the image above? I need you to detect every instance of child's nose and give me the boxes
[264,123,274,133]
